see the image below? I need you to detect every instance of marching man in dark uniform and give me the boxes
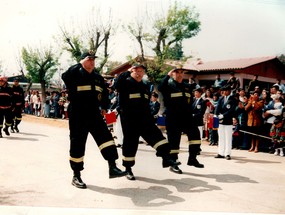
[11,77,25,133]
[115,63,179,180]
[61,51,126,189]
[158,67,204,174]
[0,76,13,138]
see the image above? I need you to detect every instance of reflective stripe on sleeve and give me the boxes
[129,93,141,99]
[185,93,191,97]
[95,86,103,92]
[77,85,91,91]
[170,92,183,98]
[144,94,149,99]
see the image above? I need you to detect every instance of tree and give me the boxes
[21,46,59,104]
[126,1,200,82]
[56,7,117,73]
[165,42,184,60]
[278,54,285,65]
[153,2,200,60]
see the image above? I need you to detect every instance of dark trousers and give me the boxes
[68,111,118,172]
[0,108,13,129]
[209,128,218,144]
[11,106,22,128]
[120,113,170,168]
[166,115,201,160]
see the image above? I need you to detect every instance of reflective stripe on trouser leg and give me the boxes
[122,156,136,167]
[170,149,180,160]
[69,156,84,172]
[188,140,201,156]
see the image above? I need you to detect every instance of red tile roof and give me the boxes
[183,56,277,71]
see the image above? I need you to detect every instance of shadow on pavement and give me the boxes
[18,132,48,137]
[88,185,185,207]
[137,176,221,193]
[3,136,39,141]
[183,172,258,184]
[233,157,281,164]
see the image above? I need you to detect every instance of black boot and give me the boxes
[169,165,183,174]
[108,161,127,179]
[14,125,19,133]
[125,167,136,180]
[187,156,204,168]
[162,155,181,168]
[10,126,15,133]
[0,131,2,138]
[3,126,10,136]
[72,172,87,189]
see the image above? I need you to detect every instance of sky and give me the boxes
[0,0,285,76]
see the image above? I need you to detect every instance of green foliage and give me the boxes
[153,1,200,59]
[165,42,184,60]
[126,1,200,83]
[21,46,59,84]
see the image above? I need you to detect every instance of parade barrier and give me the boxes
[239,130,272,140]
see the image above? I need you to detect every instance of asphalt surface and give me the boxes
[0,115,285,215]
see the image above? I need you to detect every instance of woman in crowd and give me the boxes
[245,92,264,153]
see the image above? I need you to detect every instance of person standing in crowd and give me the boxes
[51,91,60,118]
[30,90,38,115]
[214,74,225,88]
[114,63,179,180]
[189,77,200,89]
[34,95,41,117]
[235,94,249,149]
[24,91,32,114]
[149,91,161,123]
[269,116,285,156]
[245,92,264,153]
[226,72,240,95]
[158,66,204,175]
[204,89,214,141]
[0,76,13,137]
[247,75,259,93]
[44,92,51,118]
[11,77,25,133]
[274,79,285,93]
[232,117,241,149]
[214,86,238,160]
[61,50,127,189]
[192,88,207,142]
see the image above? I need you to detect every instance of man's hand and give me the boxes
[101,109,107,116]
[168,69,175,76]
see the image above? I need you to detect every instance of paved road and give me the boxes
[0,116,284,215]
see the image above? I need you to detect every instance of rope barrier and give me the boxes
[239,130,272,140]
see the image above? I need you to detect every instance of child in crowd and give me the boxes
[232,117,241,149]
[208,93,219,145]
[269,116,285,156]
